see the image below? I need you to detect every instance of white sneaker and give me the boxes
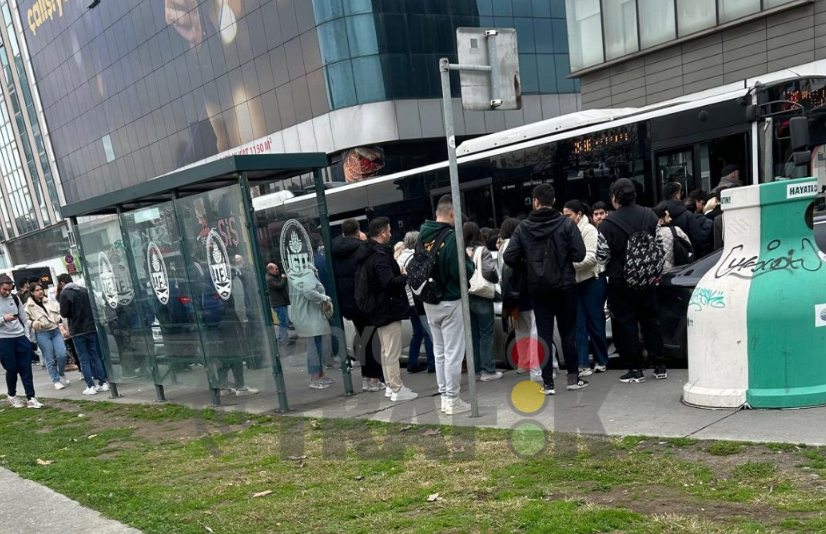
[96,383,109,393]
[391,386,418,402]
[445,397,471,415]
[219,388,235,397]
[235,387,259,396]
[54,382,65,390]
[385,386,392,398]
[367,381,382,392]
[579,368,593,377]
[60,377,70,386]
[440,395,447,412]
[593,364,607,373]
[82,386,98,395]
[516,367,529,374]
[308,380,330,389]
[319,376,335,385]
[361,379,371,392]
[7,394,23,408]
[480,371,503,382]
[26,398,43,409]
[530,369,542,382]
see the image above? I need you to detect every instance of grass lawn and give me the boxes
[1,400,825,533]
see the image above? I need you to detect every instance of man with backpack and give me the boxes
[355,217,418,402]
[415,195,475,415]
[503,184,587,395]
[663,182,706,258]
[597,178,667,383]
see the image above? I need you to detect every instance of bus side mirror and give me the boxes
[790,116,810,151]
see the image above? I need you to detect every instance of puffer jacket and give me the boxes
[657,224,691,271]
[573,215,600,283]
[25,297,62,332]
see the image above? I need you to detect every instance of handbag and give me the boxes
[468,247,495,299]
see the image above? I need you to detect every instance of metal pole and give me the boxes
[440,57,479,417]
[238,172,290,412]
[312,168,354,396]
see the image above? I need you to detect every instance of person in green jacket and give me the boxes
[418,195,475,416]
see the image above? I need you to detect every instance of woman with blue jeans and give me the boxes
[464,222,502,382]
[24,283,70,390]
[396,232,435,373]
[563,201,609,375]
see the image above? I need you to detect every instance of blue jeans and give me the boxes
[73,332,107,388]
[307,335,323,376]
[274,306,290,342]
[469,295,496,374]
[577,276,610,368]
[36,328,67,383]
[407,307,434,371]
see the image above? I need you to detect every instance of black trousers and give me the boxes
[353,319,384,381]
[607,284,665,370]
[533,287,579,386]
[0,336,35,399]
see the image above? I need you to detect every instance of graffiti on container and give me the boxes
[714,238,823,279]
[689,287,726,312]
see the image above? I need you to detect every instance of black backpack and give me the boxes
[354,261,377,315]
[406,228,452,305]
[609,217,664,288]
[669,226,695,267]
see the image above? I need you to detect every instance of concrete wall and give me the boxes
[578,0,826,109]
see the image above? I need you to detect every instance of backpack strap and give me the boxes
[426,227,453,256]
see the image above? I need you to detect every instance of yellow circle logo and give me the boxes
[510,379,545,415]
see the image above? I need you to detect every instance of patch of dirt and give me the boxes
[35,426,51,434]
[588,484,816,526]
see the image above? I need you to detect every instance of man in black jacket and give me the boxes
[663,182,706,257]
[597,178,667,384]
[503,184,587,395]
[332,219,384,392]
[356,217,418,402]
[266,263,290,343]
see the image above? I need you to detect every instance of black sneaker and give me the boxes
[654,364,668,380]
[541,382,556,395]
[567,378,590,391]
[407,367,425,374]
[619,370,646,383]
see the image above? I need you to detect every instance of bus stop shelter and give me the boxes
[61,154,351,413]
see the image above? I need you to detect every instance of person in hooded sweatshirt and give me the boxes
[356,217,418,402]
[332,219,385,392]
[57,274,109,396]
[662,182,706,258]
[504,184,587,395]
[396,231,435,374]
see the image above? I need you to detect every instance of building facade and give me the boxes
[18,0,580,205]
[0,0,65,268]
[566,0,823,109]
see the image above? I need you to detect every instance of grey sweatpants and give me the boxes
[424,300,465,398]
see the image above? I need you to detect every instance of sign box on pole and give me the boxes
[456,28,521,111]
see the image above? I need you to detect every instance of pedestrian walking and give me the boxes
[332,219,385,392]
[355,217,418,402]
[25,282,70,390]
[57,274,109,396]
[0,275,41,408]
[396,231,435,374]
[266,262,290,343]
[597,178,667,383]
[464,222,502,382]
[562,200,609,376]
[504,184,587,395]
[417,195,475,415]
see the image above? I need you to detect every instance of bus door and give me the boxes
[655,133,749,197]
[430,178,496,228]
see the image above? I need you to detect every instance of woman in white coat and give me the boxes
[563,200,609,376]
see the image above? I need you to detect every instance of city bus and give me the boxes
[254,74,826,244]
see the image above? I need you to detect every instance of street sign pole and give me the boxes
[438,28,520,418]
[439,58,480,417]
